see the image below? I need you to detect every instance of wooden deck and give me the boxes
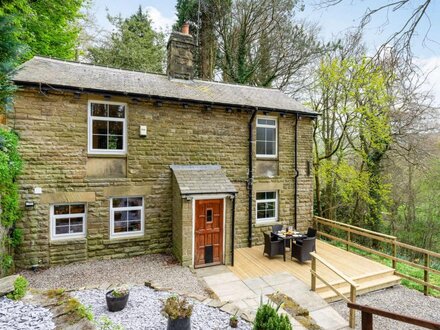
[229,240,401,301]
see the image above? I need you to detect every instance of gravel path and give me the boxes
[73,286,251,330]
[21,254,207,296]
[0,298,55,330]
[331,285,440,329]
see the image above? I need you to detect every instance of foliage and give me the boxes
[0,254,13,274]
[86,6,165,73]
[0,15,24,113]
[162,295,193,320]
[111,286,129,298]
[6,275,29,300]
[95,315,124,330]
[66,298,94,321]
[1,0,86,60]
[253,299,292,330]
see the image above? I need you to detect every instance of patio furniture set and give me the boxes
[263,226,317,263]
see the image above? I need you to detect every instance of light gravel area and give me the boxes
[331,285,440,329]
[73,286,251,330]
[0,297,55,330]
[21,254,207,296]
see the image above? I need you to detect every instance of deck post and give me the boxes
[424,253,429,296]
[311,255,316,291]
[346,231,350,251]
[361,311,373,330]
[349,285,357,328]
[392,239,397,270]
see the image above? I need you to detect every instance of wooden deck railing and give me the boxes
[347,302,440,330]
[313,216,440,296]
[310,252,358,328]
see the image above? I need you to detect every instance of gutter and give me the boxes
[294,114,299,229]
[231,194,236,266]
[248,109,258,248]
[13,81,318,118]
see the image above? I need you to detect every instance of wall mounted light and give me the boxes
[25,201,35,209]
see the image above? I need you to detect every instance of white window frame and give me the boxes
[110,197,144,239]
[88,100,128,155]
[50,203,87,241]
[256,116,278,158]
[256,191,278,223]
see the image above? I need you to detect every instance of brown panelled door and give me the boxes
[194,199,224,268]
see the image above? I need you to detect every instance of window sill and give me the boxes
[88,153,127,158]
[256,157,279,161]
[50,237,87,245]
[104,234,145,244]
[254,221,279,228]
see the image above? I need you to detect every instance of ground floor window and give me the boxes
[110,197,144,238]
[51,204,86,240]
[256,191,278,223]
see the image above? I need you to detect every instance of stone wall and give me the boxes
[8,88,314,268]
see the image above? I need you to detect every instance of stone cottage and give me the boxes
[8,26,316,269]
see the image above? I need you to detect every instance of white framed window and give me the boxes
[256,116,277,158]
[110,197,144,238]
[256,191,278,223]
[50,204,86,240]
[88,100,127,154]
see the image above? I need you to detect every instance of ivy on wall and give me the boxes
[0,128,23,275]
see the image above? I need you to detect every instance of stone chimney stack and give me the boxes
[167,22,194,80]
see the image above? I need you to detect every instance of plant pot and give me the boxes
[167,317,191,330]
[106,290,129,312]
[230,318,238,328]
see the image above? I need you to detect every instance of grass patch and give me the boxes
[328,240,440,297]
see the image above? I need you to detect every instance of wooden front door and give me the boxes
[194,199,224,268]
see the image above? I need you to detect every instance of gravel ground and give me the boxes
[73,286,251,330]
[0,298,55,330]
[21,254,207,296]
[331,285,440,329]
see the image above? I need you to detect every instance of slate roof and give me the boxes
[12,56,316,115]
[170,165,237,195]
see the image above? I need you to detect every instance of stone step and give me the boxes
[0,275,19,297]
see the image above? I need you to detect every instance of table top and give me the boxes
[275,231,306,239]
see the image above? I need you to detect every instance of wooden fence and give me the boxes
[313,216,440,296]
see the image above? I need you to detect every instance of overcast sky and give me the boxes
[90,0,440,103]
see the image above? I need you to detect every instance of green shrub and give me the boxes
[162,295,193,320]
[254,300,292,330]
[7,275,29,300]
[95,316,124,330]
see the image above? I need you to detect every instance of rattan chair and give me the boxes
[263,232,285,261]
[291,237,315,263]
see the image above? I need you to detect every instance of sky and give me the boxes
[90,0,440,102]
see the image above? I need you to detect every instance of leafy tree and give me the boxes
[86,6,165,73]
[1,0,85,60]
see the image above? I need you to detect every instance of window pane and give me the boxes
[266,142,274,155]
[266,209,275,218]
[257,203,266,211]
[114,221,127,232]
[128,210,141,220]
[54,205,69,215]
[257,210,266,219]
[56,218,69,226]
[256,127,265,140]
[70,205,85,214]
[109,121,123,135]
[256,192,266,200]
[93,120,108,135]
[206,209,213,222]
[266,201,275,210]
[56,226,69,235]
[91,103,107,117]
[93,134,107,149]
[114,211,128,221]
[108,135,123,150]
[257,119,267,125]
[265,119,276,126]
[128,221,141,232]
[266,192,276,199]
[113,198,127,208]
[109,105,125,118]
[70,225,83,233]
[256,141,265,155]
[70,217,83,226]
[266,128,275,142]
[128,197,143,207]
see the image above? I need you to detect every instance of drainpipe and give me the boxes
[231,194,236,266]
[294,114,299,229]
[248,109,258,248]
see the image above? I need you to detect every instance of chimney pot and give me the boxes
[182,22,190,35]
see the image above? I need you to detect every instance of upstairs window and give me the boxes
[51,204,86,240]
[256,117,277,158]
[88,101,127,154]
[256,191,278,223]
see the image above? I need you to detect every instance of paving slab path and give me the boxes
[197,266,349,330]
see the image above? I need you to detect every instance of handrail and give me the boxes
[314,216,440,296]
[347,302,440,330]
[310,252,357,328]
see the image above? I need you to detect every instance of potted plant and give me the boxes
[229,312,239,328]
[106,286,129,312]
[162,295,193,330]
